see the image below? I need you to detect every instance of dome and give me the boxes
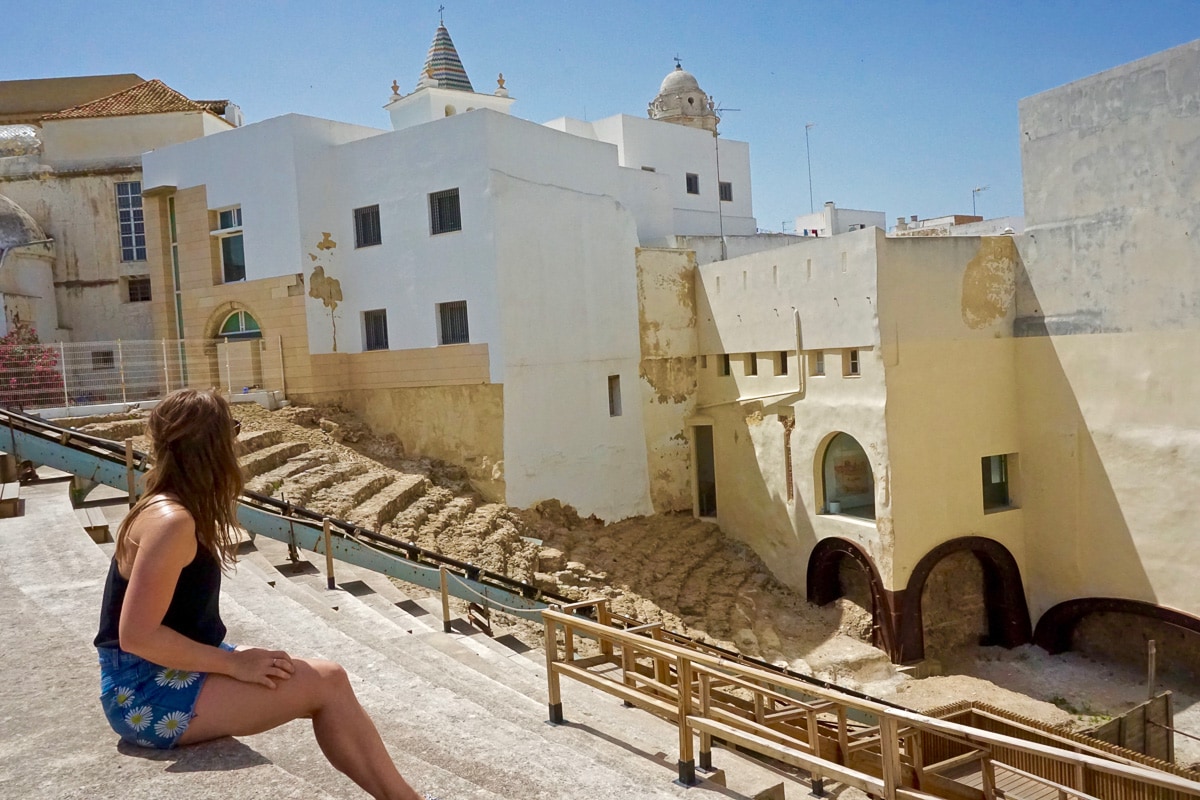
[658,65,701,96]
[648,62,719,134]
[0,194,46,250]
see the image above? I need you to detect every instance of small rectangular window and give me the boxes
[438,300,469,344]
[641,166,656,172]
[719,181,733,202]
[354,204,382,248]
[846,349,861,376]
[92,350,115,370]
[607,374,622,417]
[685,173,700,195]
[719,353,731,376]
[116,181,146,262]
[746,352,758,376]
[363,309,389,351]
[777,351,788,376]
[430,188,462,235]
[811,351,825,377]
[982,454,1016,511]
[126,277,152,302]
[698,354,708,369]
[215,206,245,283]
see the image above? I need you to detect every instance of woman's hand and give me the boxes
[229,647,295,688]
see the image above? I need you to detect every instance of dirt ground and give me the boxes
[119,400,1200,767]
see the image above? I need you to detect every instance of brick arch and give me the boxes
[807,537,900,661]
[896,536,1032,663]
[1034,597,1200,655]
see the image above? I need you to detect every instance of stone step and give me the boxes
[244,447,338,496]
[390,485,456,534]
[310,469,394,518]
[277,461,369,507]
[415,494,478,541]
[345,473,429,530]
[239,441,311,480]
[76,418,146,440]
[236,427,284,454]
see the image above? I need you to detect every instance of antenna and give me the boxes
[805,123,816,214]
[711,101,740,260]
[972,185,989,216]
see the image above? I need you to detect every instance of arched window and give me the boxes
[444,104,456,117]
[821,432,875,519]
[218,310,262,341]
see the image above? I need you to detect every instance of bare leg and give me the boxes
[178,658,422,800]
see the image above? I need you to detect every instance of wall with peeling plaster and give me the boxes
[1014,40,1200,620]
[635,248,700,511]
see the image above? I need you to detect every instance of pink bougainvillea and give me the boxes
[0,322,64,408]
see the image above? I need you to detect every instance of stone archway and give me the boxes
[202,301,266,392]
[896,537,1032,664]
[1034,597,1200,656]
[815,431,875,519]
[807,537,900,660]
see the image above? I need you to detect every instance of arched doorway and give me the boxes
[807,538,899,659]
[819,432,875,519]
[208,307,265,392]
[1034,598,1200,662]
[896,537,1031,663]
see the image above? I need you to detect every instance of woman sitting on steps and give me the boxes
[94,389,433,800]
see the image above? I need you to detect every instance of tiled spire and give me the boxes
[417,24,473,92]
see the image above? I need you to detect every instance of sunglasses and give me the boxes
[232,420,242,436]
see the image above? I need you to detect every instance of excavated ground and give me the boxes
[98,400,1199,766]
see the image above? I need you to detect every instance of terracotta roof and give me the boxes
[41,79,227,121]
[0,74,145,125]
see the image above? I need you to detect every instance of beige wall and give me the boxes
[1015,40,1200,621]
[39,112,225,167]
[1,169,152,342]
[877,236,1024,591]
[636,247,700,512]
[305,382,505,501]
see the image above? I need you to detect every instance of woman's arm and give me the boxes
[118,503,293,687]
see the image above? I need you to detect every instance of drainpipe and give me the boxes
[795,308,805,400]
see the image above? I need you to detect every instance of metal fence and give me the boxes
[0,337,284,412]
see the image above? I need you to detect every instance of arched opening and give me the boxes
[819,432,875,519]
[920,551,988,659]
[897,537,1031,664]
[807,538,899,659]
[218,310,262,341]
[444,104,456,117]
[1035,598,1200,678]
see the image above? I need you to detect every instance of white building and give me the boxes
[141,24,758,522]
[795,201,886,238]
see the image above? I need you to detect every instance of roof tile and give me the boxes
[41,79,226,121]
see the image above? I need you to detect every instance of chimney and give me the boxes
[895,216,908,231]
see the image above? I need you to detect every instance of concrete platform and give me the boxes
[0,478,821,799]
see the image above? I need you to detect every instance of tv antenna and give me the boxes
[972,185,989,216]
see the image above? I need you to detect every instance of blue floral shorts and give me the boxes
[98,644,235,749]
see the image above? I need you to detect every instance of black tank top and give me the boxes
[94,538,226,650]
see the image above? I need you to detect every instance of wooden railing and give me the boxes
[543,601,1200,800]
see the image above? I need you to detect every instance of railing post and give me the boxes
[879,715,902,800]
[124,438,135,507]
[676,655,696,786]
[117,339,128,404]
[544,613,563,724]
[224,342,232,394]
[161,339,170,393]
[322,517,335,590]
[698,671,713,771]
[439,566,452,633]
[595,599,614,659]
[980,755,997,800]
[59,341,69,411]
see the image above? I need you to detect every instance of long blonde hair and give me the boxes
[115,389,243,566]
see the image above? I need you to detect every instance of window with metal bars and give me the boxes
[685,173,700,195]
[363,309,389,351]
[437,300,469,344]
[719,181,733,202]
[126,277,151,302]
[429,188,462,235]
[354,204,381,247]
[116,181,146,262]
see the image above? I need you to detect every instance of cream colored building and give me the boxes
[0,75,236,344]
[644,39,1200,664]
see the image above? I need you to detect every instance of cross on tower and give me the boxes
[438,4,445,23]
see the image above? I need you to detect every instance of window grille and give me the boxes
[363,309,389,351]
[127,277,152,302]
[430,189,462,235]
[438,300,469,344]
[685,173,700,195]
[354,204,381,248]
[719,181,733,202]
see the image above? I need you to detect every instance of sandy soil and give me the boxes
[101,400,1200,768]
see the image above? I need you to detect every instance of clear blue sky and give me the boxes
[21,1,1200,232]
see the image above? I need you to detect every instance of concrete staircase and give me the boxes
[0,477,811,799]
